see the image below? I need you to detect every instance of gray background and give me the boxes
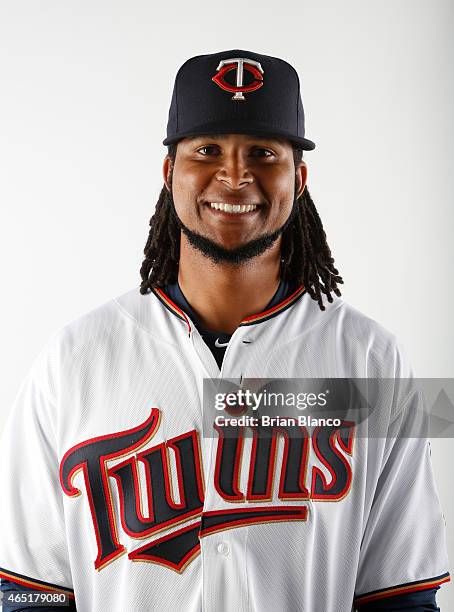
[0,0,452,608]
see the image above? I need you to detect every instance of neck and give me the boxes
[177,235,282,334]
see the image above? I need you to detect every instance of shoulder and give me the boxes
[293,293,414,378]
[294,292,396,344]
[35,287,146,372]
[336,298,413,375]
[330,297,398,347]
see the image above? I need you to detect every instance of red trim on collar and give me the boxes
[151,284,306,332]
[239,285,305,326]
[152,287,192,333]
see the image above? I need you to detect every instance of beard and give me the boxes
[168,185,299,266]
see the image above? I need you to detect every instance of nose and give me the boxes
[215,152,254,189]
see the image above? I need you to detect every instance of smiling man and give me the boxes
[0,50,450,611]
[159,132,308,336]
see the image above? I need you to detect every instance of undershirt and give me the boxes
[163,278,298,369]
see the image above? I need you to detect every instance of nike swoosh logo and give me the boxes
[215,338,230,348]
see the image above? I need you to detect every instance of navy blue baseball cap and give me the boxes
[163,49,316,151]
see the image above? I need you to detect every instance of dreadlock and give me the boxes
[139,143,343,311]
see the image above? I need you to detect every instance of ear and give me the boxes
[162,156,173,192]
[295,161,308,199]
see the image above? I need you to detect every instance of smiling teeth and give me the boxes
[210,203,257,213]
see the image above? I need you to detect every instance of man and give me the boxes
[0,49,450,611]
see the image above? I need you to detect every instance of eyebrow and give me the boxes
[185,134,286,145]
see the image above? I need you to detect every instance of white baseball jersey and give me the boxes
[0,285,450,611]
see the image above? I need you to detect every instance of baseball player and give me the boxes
[0,49,450,611]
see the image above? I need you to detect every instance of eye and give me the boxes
[251,148,275,158]
[196,145,220,156]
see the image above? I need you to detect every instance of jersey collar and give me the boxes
[151,285,306,334]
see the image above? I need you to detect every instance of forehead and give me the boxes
[181,133,290,147]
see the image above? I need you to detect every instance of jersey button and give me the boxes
[216,541,230,556]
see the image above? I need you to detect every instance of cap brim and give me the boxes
[162,119,315,151]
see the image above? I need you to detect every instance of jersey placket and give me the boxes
[187,321,253,612]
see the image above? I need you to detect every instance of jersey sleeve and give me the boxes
[353,385,451,608]
[356,586,440,610]
[0,336,75,602]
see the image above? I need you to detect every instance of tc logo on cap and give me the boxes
[212,57,264,101]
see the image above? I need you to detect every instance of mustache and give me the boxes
[166,183,300,226]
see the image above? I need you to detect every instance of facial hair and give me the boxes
[168,185,299,266]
